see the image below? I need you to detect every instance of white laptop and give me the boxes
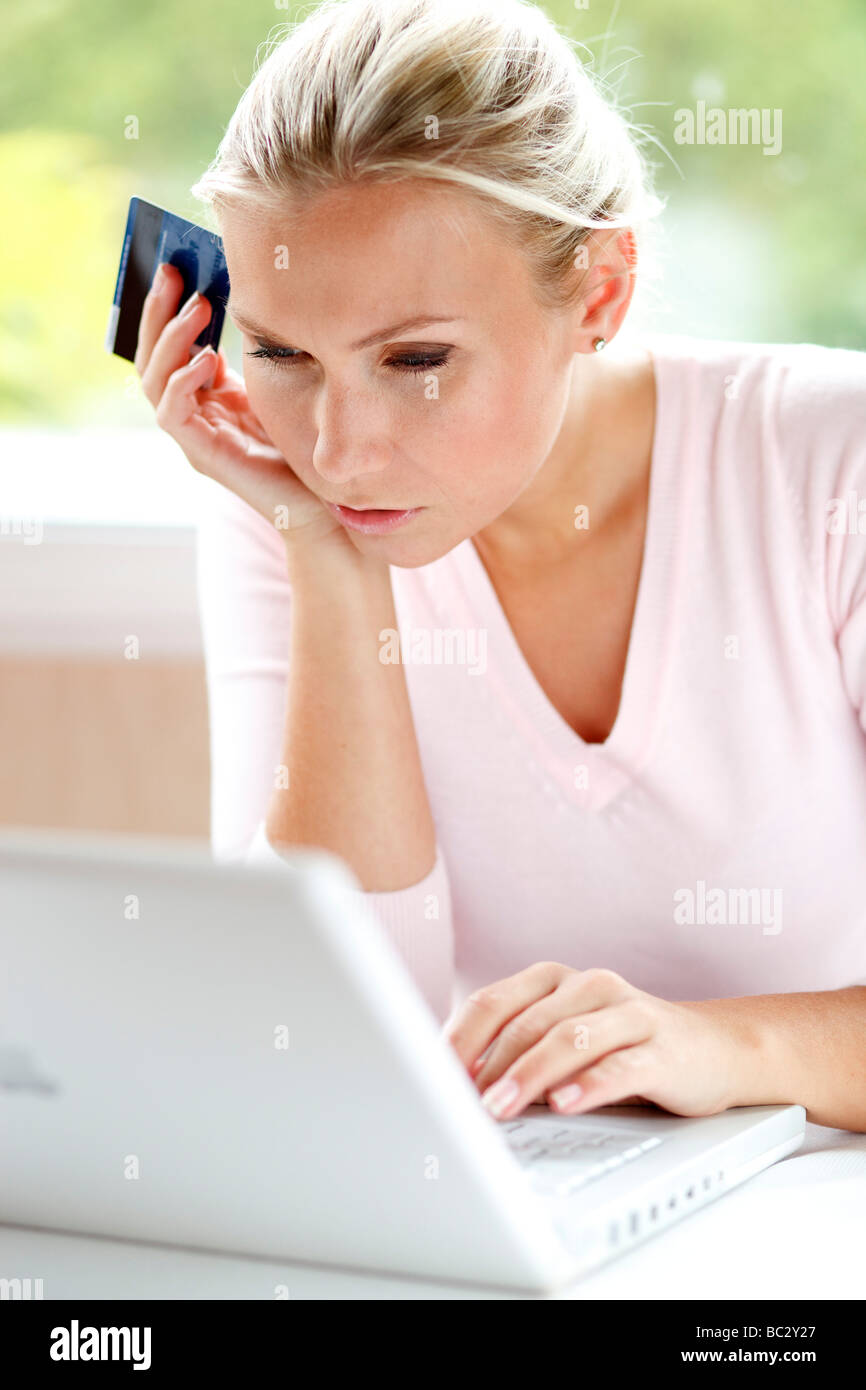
[0,828,805,1295]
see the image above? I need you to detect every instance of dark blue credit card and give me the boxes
[105,196,230,362]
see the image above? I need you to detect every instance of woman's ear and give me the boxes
[575,226,639,351]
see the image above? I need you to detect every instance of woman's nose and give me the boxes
[308,382,398,485]
[309,440,392,488]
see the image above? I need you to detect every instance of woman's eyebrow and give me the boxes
[225,302,463,350]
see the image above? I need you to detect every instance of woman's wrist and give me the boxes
[284,530,389,590]
[682,996,787,1110]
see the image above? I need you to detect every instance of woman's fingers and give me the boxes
[134,261,216,407]
[140,295,214,408]
[478,997,654,1100]
[444,963,566,1071]
[154,347,219,442]
[133,262,185,376]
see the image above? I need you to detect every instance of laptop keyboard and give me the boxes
[501,1115,665,1196]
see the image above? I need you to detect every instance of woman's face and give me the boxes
[219,180,581,567]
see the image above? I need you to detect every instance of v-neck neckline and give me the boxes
[451,334,687,813]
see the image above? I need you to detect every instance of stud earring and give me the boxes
[593,337,607,352]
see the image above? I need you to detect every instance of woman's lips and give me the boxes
[325,502,422,535]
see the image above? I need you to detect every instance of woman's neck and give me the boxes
[474,339,657,579]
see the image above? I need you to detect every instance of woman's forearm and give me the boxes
[264,539,436,893]
[688,986,866,1131]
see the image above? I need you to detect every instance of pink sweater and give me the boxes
[195,331,866,1025]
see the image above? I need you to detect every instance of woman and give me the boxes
[134,0,866,1130]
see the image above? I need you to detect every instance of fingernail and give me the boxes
[550,1082,583,1110]
[180,293,201,315]
[469,1057,485,1077]
[482,1077,520,1118]
[151,264,167,293]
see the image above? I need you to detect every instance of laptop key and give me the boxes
[501,1120,666,1195]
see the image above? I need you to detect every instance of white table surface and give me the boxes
[2,1120,864,1300]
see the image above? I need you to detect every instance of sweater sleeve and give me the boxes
[776,344,866,735]
[827,382,866,739]
[194,481,455,1022]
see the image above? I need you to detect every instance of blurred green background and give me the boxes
[2,0,864,426]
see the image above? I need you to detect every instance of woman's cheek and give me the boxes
[245,372,309,456]
[244,367,284,424]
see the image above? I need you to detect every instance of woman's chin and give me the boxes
[347,521,461,569]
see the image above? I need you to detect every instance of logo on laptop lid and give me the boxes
[0,1046,60,1096]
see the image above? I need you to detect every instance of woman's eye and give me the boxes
[246,345,301,364]
[385,351,452,375]
[245,344,452,375]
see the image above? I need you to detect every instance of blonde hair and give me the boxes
[191,0,666,313]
